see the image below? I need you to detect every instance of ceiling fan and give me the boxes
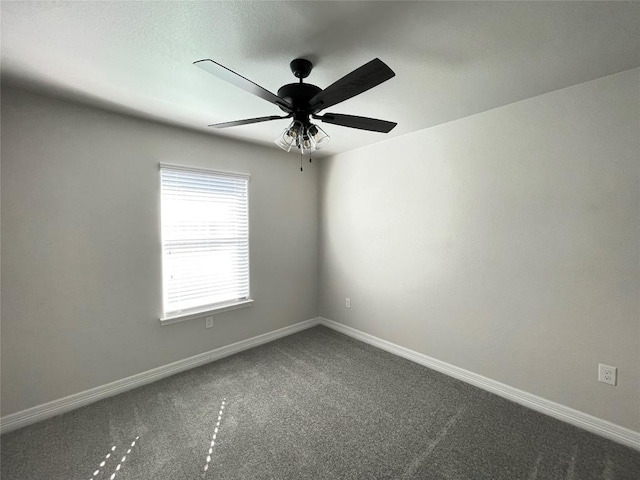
[193,57,397,154]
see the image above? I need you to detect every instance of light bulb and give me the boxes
[298,133,314,155]
[290,124,301,138]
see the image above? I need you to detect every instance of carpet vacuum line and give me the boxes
[87,435,139,480]
[202,398,226,477]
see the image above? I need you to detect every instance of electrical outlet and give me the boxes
[345,297,351,309]
[598,364,617,386]
[205,316,214,329]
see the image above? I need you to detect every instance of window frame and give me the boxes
[158,163,253,325]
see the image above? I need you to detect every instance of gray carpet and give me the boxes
[2,325,639,479]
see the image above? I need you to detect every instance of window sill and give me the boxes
[160,299,254,326]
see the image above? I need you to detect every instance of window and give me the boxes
[160,164,251,323]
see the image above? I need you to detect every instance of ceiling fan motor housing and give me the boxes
[277,83,322,118]
[275,58,322,120]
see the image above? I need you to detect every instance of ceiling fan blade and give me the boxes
[209,114,292,128]
[314,113,397,133]
[308,58,395,113]
[194,59,293,112]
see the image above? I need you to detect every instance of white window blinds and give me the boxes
[160,165,250,317]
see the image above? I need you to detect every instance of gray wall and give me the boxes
[319,69,640,431]
[1,88,319,416]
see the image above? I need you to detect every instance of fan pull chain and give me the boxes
[300,151,303,172]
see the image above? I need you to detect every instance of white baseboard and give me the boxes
[4,316,638,451]
[318,317,640,451]
[0,317,321,435]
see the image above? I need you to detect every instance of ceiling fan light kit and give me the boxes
[194,57,397,156]
[275,120,330,153]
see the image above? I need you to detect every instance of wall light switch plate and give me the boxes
[345,298,351,309]
[598,364,617,386]
[205,316,214,329]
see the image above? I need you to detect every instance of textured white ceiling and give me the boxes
[2,1,639,157]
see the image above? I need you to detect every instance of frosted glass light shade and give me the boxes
[275,121,303,152]
[307,124,330,150]
[298,134,314,155]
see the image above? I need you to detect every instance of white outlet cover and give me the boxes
[205,316,214,329]
[598,363,617,386]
